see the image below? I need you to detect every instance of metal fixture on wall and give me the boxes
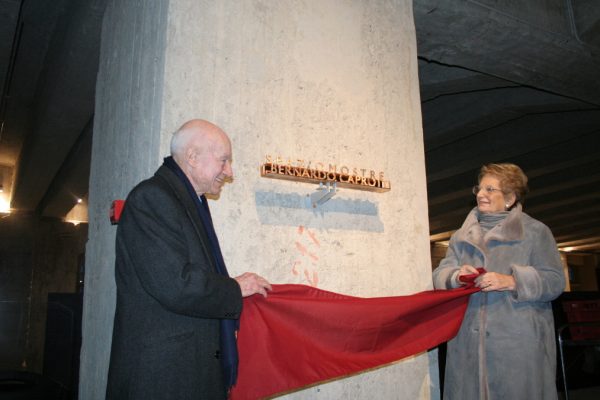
[307,182,337,208]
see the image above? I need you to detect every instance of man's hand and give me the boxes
[234,272,272,297]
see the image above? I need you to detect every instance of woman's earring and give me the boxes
[505,203,510,210]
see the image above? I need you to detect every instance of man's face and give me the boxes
[189,134,233,196]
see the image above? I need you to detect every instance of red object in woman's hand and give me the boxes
[459,267,486,284]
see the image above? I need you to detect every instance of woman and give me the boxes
[433,163,565,399]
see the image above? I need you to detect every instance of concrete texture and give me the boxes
[82,0,434,398]
[414,0,600,105]
[79,0,169,398]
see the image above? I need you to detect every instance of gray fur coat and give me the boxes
[433,204,565,400]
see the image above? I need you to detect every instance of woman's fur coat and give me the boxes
[433,204,565,399]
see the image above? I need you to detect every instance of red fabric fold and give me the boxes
[231,284,479,400]
[458,267,486,286]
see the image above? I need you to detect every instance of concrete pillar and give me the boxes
[80,0,434,398]
[79,1,169,398]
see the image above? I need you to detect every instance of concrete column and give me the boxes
[81,0,434,398]
[79,0,169,398]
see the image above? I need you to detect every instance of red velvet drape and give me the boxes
[231,284,479,400]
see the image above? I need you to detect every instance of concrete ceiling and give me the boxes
[415,0,600,254]
[0,0,599,253]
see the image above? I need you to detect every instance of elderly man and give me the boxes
[106,119,271,399]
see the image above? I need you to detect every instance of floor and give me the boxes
[559,386,600,400]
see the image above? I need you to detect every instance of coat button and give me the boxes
[214,350,220,359]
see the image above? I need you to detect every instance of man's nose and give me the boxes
[224,160,233,178]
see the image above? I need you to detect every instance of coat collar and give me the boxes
[456,203,524,245]
[155,164,214,250]
[155,164,198,214]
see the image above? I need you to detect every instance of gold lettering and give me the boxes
[261,156,389,192]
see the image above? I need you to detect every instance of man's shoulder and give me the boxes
[129,175,162,195]
[125,167,175,203]
[129,166,174,192]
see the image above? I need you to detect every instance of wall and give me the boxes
[82,0,434,398]
[161,1,432,398]
[79,0,169,398]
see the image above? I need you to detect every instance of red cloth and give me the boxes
[459,267,486,285]
[231,283,480,400]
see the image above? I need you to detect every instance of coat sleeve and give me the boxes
[116,181,243,319]
[432,237,462,289]
[510,222,566,302]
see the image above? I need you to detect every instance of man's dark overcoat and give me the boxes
[106,165,242,400]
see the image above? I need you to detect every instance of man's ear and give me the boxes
[186,148,198,166]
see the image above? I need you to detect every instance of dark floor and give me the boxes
[559,386,600,400]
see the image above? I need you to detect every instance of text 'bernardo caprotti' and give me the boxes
[260,155,391,193]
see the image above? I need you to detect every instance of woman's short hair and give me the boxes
[479,163,529,203]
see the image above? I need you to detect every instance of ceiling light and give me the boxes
[65,199,88,225]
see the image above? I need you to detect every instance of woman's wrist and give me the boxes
[451,270,462,288]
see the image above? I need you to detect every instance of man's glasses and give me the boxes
[472,185,503,195]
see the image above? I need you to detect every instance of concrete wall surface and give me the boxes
[81,0,435,398]
[79,0,169,398]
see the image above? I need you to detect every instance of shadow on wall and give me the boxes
[255,191,384,232]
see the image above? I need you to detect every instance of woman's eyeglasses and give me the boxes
[472,185,503,195]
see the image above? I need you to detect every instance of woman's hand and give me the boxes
[456,264,480,285]
[475,272,516,292]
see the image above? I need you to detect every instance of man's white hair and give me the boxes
[170,125,196,161]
